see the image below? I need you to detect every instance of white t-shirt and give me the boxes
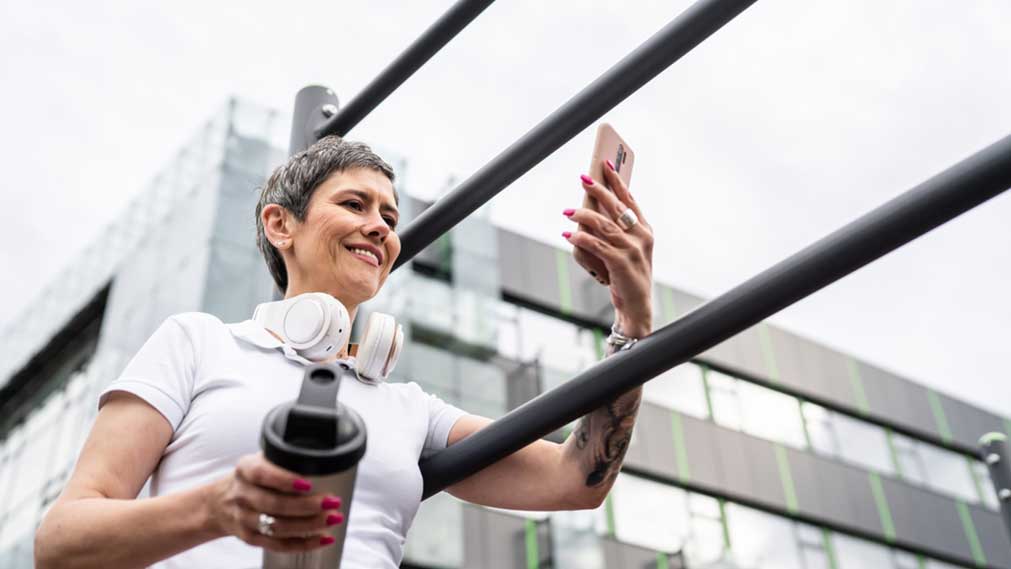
[97,312,468,569]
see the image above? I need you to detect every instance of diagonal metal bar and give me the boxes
[392,0,760,271]
[421,133,1011,498]
[314,0,496,139]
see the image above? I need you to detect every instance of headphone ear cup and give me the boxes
[356,312,399,382]
[298,293,351,362]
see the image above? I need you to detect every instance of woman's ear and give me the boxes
[262,204,294,250]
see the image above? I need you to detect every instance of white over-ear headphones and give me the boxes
[252,292,404,383]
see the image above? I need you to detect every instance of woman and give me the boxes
[35,136,654,568]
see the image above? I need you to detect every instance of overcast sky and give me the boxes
[1,1,1009,416]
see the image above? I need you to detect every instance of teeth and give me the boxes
[349,247,379,264]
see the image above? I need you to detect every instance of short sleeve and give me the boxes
[413,383,468,459]
[98,316,196,432]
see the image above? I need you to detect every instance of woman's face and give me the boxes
[287,167,401,307]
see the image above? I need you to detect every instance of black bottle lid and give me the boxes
[261,362,367,475]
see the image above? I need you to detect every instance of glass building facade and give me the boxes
[1,99,1009,568]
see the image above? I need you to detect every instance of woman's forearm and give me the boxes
[35,482,223,569]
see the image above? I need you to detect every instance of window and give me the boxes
[833,533,893,568]
[891,432,929,486]
[833,412,895,475]
[516,307,597,374]
[917,444,979,504]
[609,473,690,552]
[802,402,895,475]
[709,370,806,449]
[725,503,802,569]
[796,523,833,569]
[970,460,1000,510]
[642,363,710,419]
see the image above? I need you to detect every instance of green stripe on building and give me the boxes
[655,552,670,569]
[798,399,814,450]
[700,365,715,420]
[757,323,780,383]
[773,443,799,513]
[884,429,904,480]
[592,327,605,360]
[718,499,732,551]
[846,358,870,415]
[659,285,677,325]
[554,249,572,315]
[822,529,839,569]
[926,389,954,444]
[524,518,539,569]
[604,494,616,537]
[867,472,896,542]
[956,500,987,567]
[671,411,692,483]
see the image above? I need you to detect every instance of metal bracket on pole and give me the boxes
[289,86,340,157]
[979,432,1011,540]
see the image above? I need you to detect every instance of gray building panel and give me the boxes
[677,412,724,491]
[860,362,941,441]
[943,393,1009,451]
[971,503,1011,569]
[886,479,977,565]
[635,403,680,481]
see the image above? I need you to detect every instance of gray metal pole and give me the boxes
[979,433,1011,541]
[314,0,496,139]
[393,0,760,272]
[420,133,1011,498]
[290,86,340,156]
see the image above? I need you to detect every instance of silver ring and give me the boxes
[258,513,276,537]
[616,208,639,231]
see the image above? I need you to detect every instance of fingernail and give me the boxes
[293,478,313,492]
[326,513,344,526]
[562,231,572,239]
[580,174,594,185]
[321,496,341,510]
[320,536,336,546]
[606,159,615,171]
[562,208,575,217]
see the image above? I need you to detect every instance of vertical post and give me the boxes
[289,86,340,156]
[979,433,1011,540]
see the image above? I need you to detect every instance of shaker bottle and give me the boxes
[261,361,367,569]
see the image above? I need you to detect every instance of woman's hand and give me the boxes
[565,160,654,338]
[203,452,344,553]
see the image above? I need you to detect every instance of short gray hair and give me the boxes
[255,136,397,293]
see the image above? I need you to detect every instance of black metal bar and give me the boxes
[314,0,496,139]
[979,433,1011,540]
[393,0,760,271]
[421,133,1011,498]
[290,86,340,156]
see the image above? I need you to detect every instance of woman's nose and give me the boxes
[362,212,390,239]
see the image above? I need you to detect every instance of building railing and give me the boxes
[282,0,1011,548]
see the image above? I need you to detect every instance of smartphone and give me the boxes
[584,123,635,212]
[576,123,635,285]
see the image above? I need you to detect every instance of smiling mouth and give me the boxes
[345,246,380,267]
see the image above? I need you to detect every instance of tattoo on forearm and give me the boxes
[564,344,643,488]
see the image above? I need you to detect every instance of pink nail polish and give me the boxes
[326,513,343,526]
[321,496,341,510]
[293,478,313,492]
[562,231,572,239]
[606,159,615,171]
[580,174,594,185]
[320,536,336,546]
[562,208,575,217]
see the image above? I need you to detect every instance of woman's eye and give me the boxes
[344,200,364,211]
[384,217,398,229]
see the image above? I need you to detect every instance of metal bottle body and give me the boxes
[262,469,358,569]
